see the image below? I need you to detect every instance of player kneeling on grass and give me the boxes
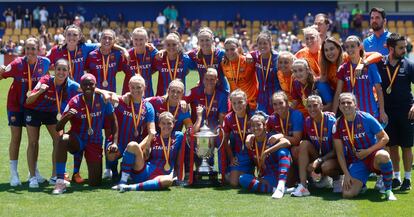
[104,74,156,182]
[113,112,184,192]
[240,112,291,199]
[52,74,118,194]
[333,92,396,201]
[291,95,342,197]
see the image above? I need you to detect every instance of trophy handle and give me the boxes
[216,127,225,150]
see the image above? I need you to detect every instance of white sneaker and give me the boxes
[385,190,397,201]
[375,176,384,190]
[291,184,310,197]
[10,174,22,187]
[103,169,112,179]
[332,176,343,193]
[35,171,46,183]
[272,187,285,199]
[29,176,39,188]
[49,176,70,186]
[284,187,295,194]
[119,184,131,192]
[314,176,333,188]
[52,179,67,195]
[111,184,121,190]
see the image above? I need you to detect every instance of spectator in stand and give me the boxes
[89,26,99,42]
[39,6,48,26]
[292,14,300,35]
[91,14,100,27]
[3,39,15,55]
[334,6,341,34]
[14,6,23,30]
[3,8,13,28]
[304,13,314,27]
[340,6,350,36]
[23,8,31,28]
[314,13,330,41]
[163,5,172,24]
[290,36,303,54]
[32,6,40,28]
[57,5,67,28]
[156,12,167,38]
[169,5,179,24]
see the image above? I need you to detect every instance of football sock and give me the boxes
[73,152,83,174]
[120,151,135,183]
[380,161,393,191]
[239,174,273,193]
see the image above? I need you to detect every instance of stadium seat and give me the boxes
[362,21,369,28]
[48,28,56,35]
[287,21,293,29]
[218,21,225,28]
[11,35,18,42]
[13,29,21,36]
[226,27,234,36]
[144,21,152,28]
[405,20,413,28]
[19,35,27,41]
[30,28,38,35]
[22,28,30,35]
[5,28,13,36]
[109,21,117,28]
[2,35,10,42]
[387,20,395,28]
[83,28,90,36]
[298,21,304,28]
[397,28,406,35]
[388,27,397,33]
[406,28,414,35]
[209,21,217,29]
[332,33,340,40]
[245,20,251,28]
[252,20,260,28]
[152,21,158,27]
[201,20,208,27]
[127,21,135,28]
[135,21,143,28]
[397,20,404,28]
[297,33,304,41]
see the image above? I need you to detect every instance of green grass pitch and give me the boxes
[0,71,413,216]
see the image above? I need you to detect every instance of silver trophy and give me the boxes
[192,122,224,186]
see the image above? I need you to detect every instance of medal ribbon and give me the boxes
[279,110,290,135]
[67,47,78,78]
[160,136,172,165]
[54,78,65,115]
[82,94,95,132]
[204,91,216,119]
[349,58,361,90]
[166,54,180,80]
[235,114,247,146]
[385,64,400,93]
[312,113,325,154]
[260,53,272,90]
[130,98,143,135]
[134,48,146,75]
[27,58,38,93]
[254,137,267,173]
[230,56,241,86]
[167,100,180,119]
[202,49,214,69]
[101,52,110,82]
[343,117,356,154]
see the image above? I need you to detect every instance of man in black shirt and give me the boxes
[376,33,414,191]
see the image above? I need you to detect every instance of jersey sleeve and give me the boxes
[223,114,232,133]
[316,81,333,104]
[368,64,382,84]
[218,92,229,114]
[364,112,383,135]
[337,64,346,81]
[1,59,20,78]
[292,110,304,132]
[145,102,155,123]
[82,43,99,54]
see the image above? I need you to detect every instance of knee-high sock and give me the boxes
[120,151,135,183]
[380,161,393,191]
[277,150,291,183]
[239,174,273,193]
[73,152,83,174]
[56,162,66,179]
[131,179,162,191]
[108,159,119,177]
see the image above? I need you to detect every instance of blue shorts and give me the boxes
[72,134,103,163]
[24,109,57,127]
[228,152,253,174]
[349,160,376,185]
[262,174,277,188]
[8,111,25,127]
[131,163,165,183]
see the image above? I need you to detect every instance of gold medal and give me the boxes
[56,113,62,121]
[88,128,94,136]
[164,162,171,171]
[26,91,31,97]
[386,87,392,94]
[134,130,139,137]
[102,80,108,87]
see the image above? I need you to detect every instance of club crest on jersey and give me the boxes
[110,54,115,61]
[26,115,32,123]
[357,123,362,129]
[10,116,16,122]
[96,103,101,108]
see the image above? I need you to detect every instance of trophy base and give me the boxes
[193,170,220,186]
